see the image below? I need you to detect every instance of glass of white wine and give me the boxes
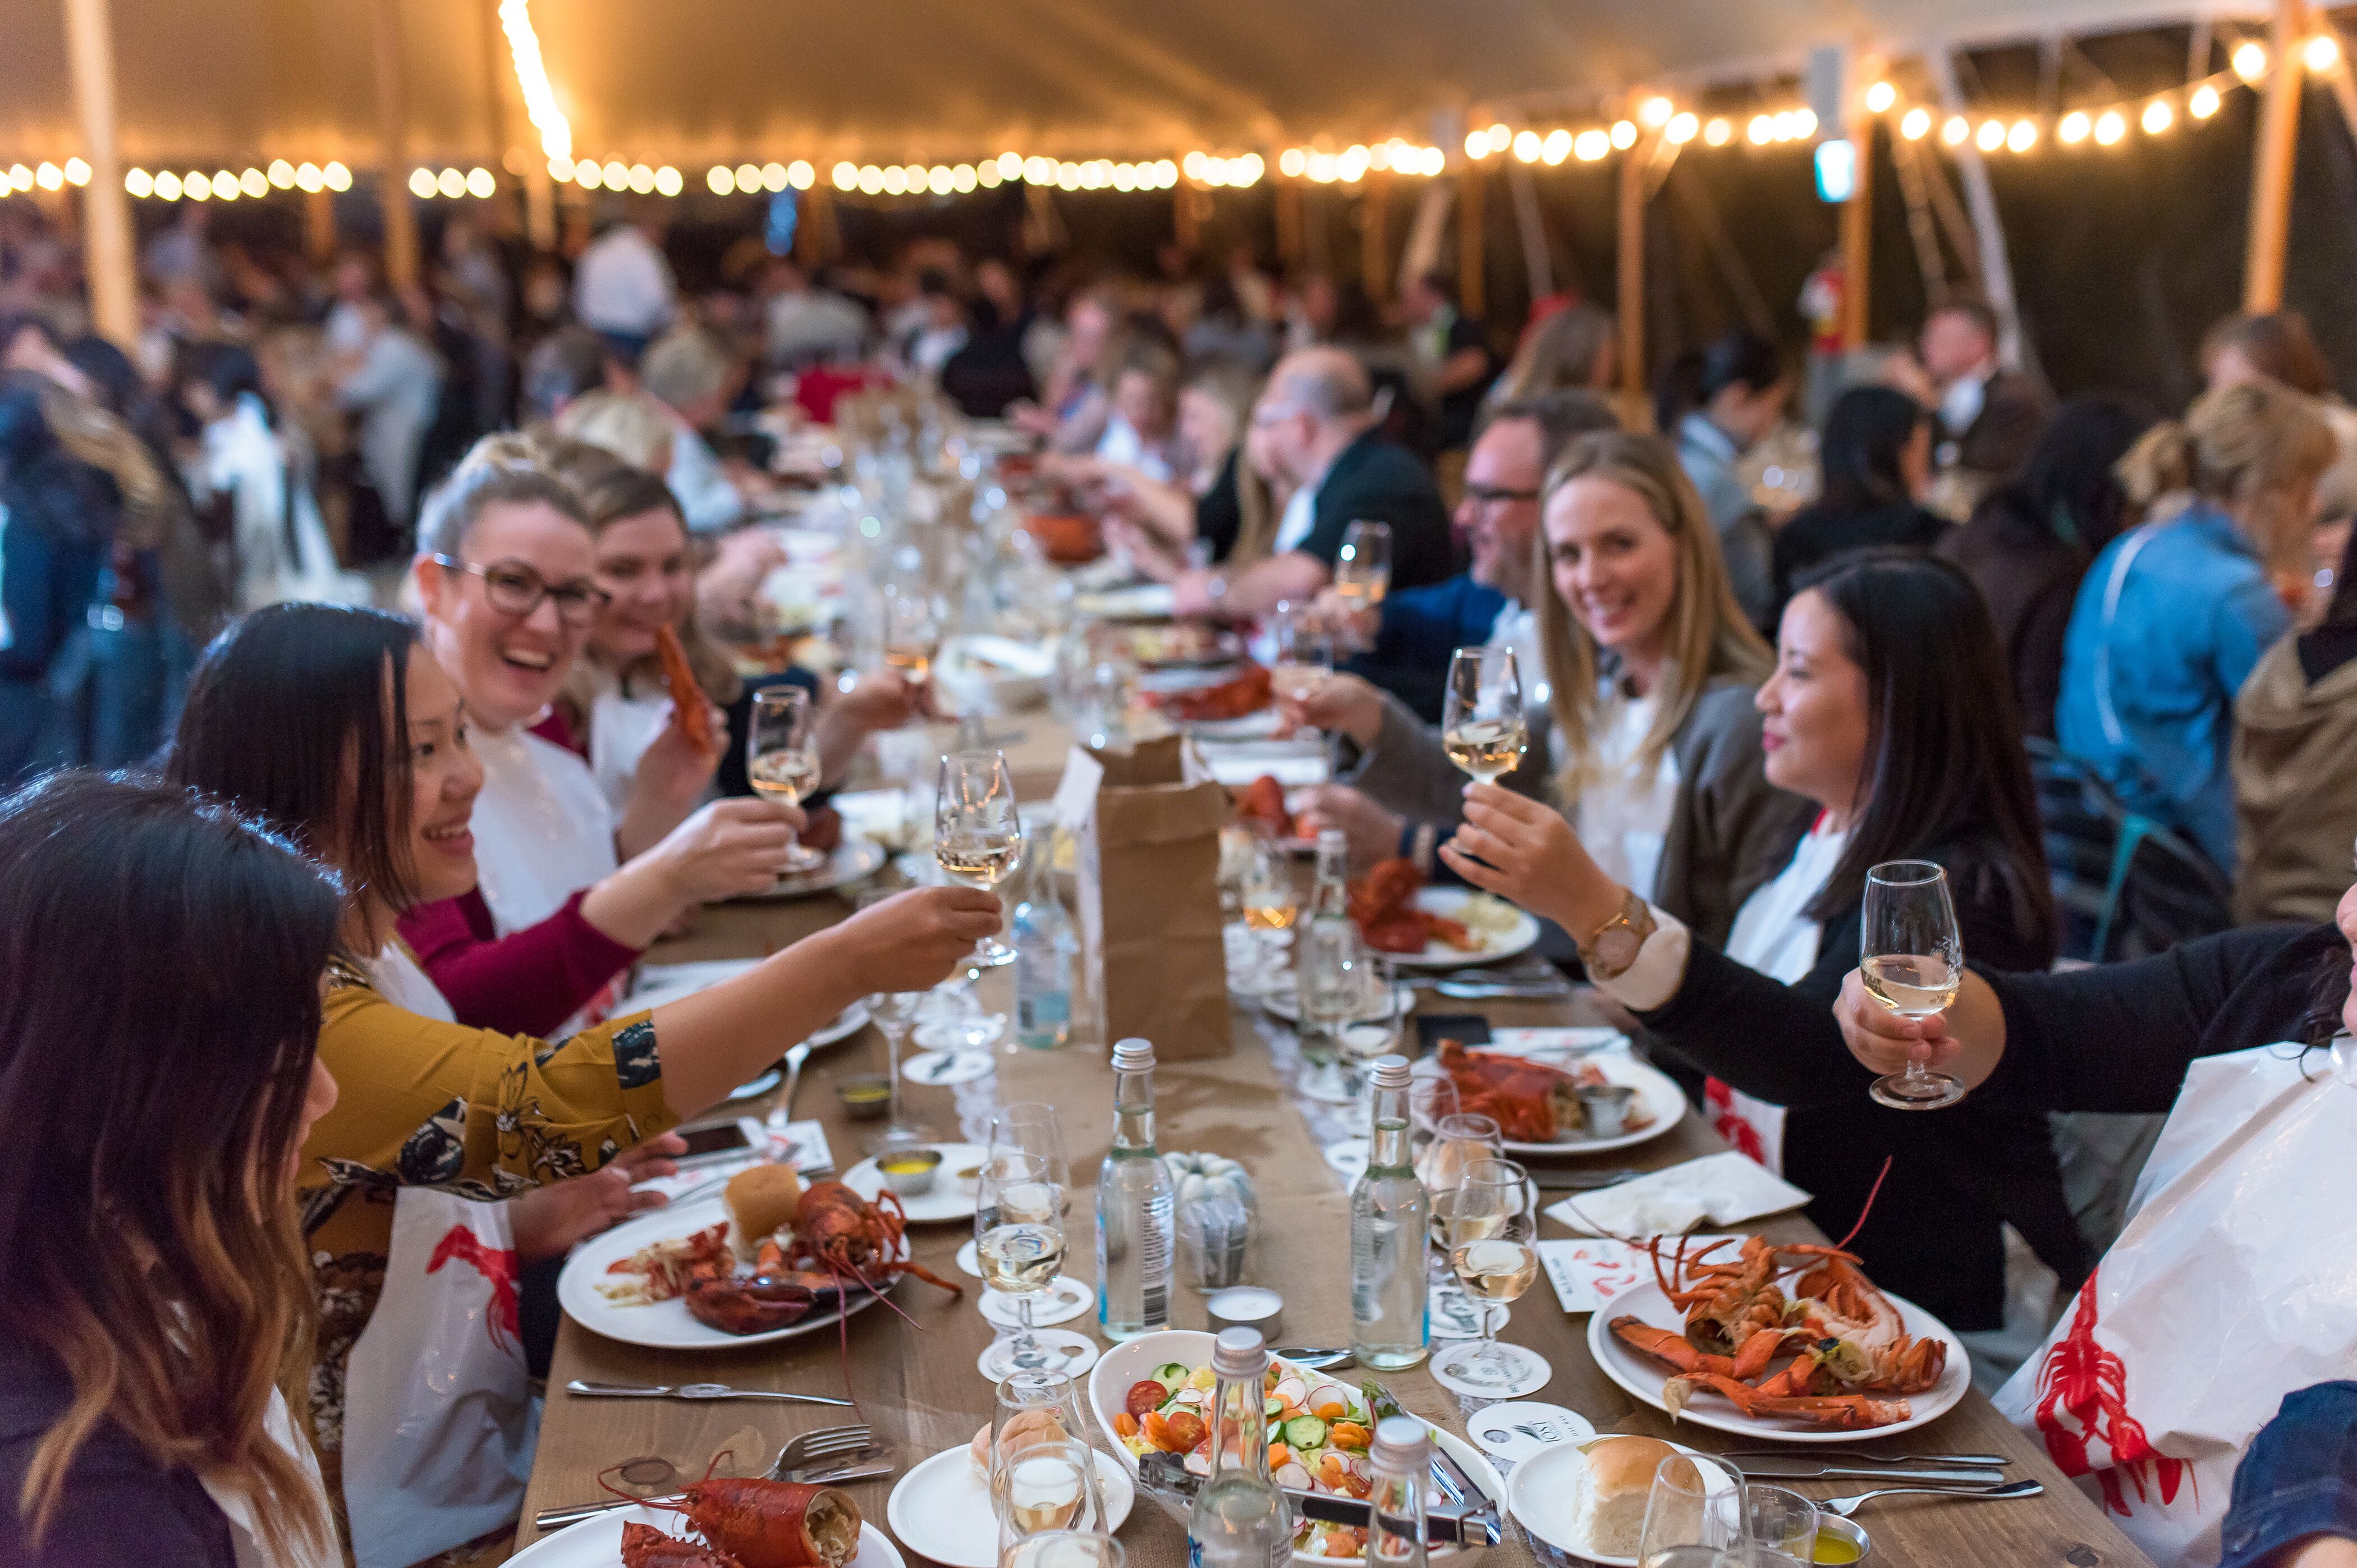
[937,749,1024,966]
[1238,834,1298,980]
[999,1533,1124,1568]
[976,1150,1067,1381]
[884,586,946,719]
[1430,1157,1552,1399]
[748,685,827,873]
[1269,602,1335,705]
[1442,646,1526,785]
[1860,859,1966,1110]
[1634,1452,1747,1567]
[1333,520,1392,611]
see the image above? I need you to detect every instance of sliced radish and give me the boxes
[1272,1376,1306,1405]
[1346,1454,1372,1481]
[1274,1461,1312,1489]
[1183,1449,1211,1476]
[1306,1383,1351,1413]
[1171,1387,1205,1405]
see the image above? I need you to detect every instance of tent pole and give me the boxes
[1457,164,1485,320]
[2246,0,2306,312]
[1361,175,1389,301]
[1617,134,1649,428]
[60,0,136,350]
[371,0,421,292]
[1274,181,1303,271]
[1840,113,1874,350]
[1928,47,2033,378]
[306,186,339,264]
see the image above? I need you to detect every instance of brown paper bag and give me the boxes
[1069,734,1233,1060]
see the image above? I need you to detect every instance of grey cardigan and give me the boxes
[1348,673,1812,948]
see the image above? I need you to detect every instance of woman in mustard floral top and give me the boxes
[167,604,998,1508]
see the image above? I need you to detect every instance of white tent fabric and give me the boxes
[0,0,2268,168]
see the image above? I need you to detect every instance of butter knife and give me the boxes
[1721,1446,2010,1468]
[1731,1461,2007,1486]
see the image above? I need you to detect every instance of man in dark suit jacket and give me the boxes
[1921,296,2048,499]
[1171,346,1454,618]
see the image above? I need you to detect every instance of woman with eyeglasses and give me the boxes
[395,445,803,1035]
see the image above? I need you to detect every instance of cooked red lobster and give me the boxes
[612,1472,862,1568]
[1348,858,1476,955]
[1150,661,1272,722]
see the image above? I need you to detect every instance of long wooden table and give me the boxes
[515,872,2154,1568]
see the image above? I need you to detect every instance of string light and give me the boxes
[1609,119,1638,149]
[123,167,152,196]
[1464,129,1490,159]
[1638,95,1673,129]
[1864,81,1898,114]
[154,171,182,200]
[266,159,295,188]
[408,168,436,198]
[210,171,239,201]
[1900,107,1932,141]
[2306,33,2341,72]
[1975,118,2006,152]
[2142,98,2175,135]
[2233,42,2269,82]
[2058,111,2092,144]
[295,162,323,192]
[1703,117,1733,146]
[63,158,90,187]
[1942,114,1970,146]
[1540,129,1571,165]
[2007,118,2039,153]
[2190,84,2222,119]
[239,167,267,197]
[435,167,466,198]
[1512,130,1541,163]
[323,162,351,191]
[1666,112,1699,145]
[35,163,62,191]
[1575,129,1610,161]
[2095,109,2127,145]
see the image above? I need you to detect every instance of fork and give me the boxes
[533,1424,876,1530]
[1818,1479,2044,1517]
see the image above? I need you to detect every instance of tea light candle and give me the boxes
[1206,1285,1285,1340]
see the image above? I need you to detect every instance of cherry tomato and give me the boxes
[1162,1411,1208,1452]
[1125,1379,1168,1418]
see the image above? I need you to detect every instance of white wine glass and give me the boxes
[884,586,946,721]
[1429,1157,1551,1398]
[1635,1452,1746,1567]
[748,685,827,873]
[1860,859,1966,1110]
[976,1150,1067,1379]
[1335,520,1392,610]
[1237,833,1299,981]
[991,1369,1106,1545]
[1442,646,1526,785]
[937,749,1024,967]
[1269,602,1335,705]
[1000,1532,1125,1568]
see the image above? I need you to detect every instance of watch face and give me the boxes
[1595,927,1641,972]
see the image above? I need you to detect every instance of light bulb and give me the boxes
[437,167,466,198]
[1704,117,1733,147]
[323,162,351,191]
[1610,119,1638,149]
[1864,81,1897,114]
[1748,114,1774,146]
[1541,129,1571,164]
[1942,115,1970,146]
[707,166,735,195]
[1976,118,2006,152]
[295,162,324,192]
[2143,99,2175,135]
[1278,147,1306,178]
[2007,118,2038,153]
[124,168,153,197]
[1639,95,1673,128]
[34,163,62,191]
[1486,123,1511,153]
[2058,111,2091,145]
[2094,110,2127,145]
[409,167,438,199]
[1464,129,1489,159]
[2234,42,2268,82]
[1575,130,1609,162]
[1900,107,1932,141]
[467,167,496,199]
[1512,130,1541,163]
[2190,85,2222,119]
[575,160,604,190]
[832,162,856,190]
[155,171,183,200]
[64,158,90,186]
[1666,112,1699,145]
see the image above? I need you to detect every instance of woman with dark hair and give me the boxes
[0,771,345,1567]
[1771,386,1945,608]
[0,377,113,782]
[1445,550,2077,1333]
[1938,396,2153,738]
[166,602,995,1548]
[1670,331,1792,628]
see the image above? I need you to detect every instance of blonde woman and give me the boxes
[2057,379,2337,872]
[1286,430,1810,946]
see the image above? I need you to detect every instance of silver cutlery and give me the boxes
[533,1424,875,1531]
[779,1040,813,1119]
[1536,1170,1645,1191]
[783,1454,894,1486]
[1722,1446,2012,1469]
[1139,1453,1500,1546]
[1731,1461,2009,1486]
[565,1379,854,1407]
[1269,1346,1354,1370]
[1819,1479,2045,1516]
[1432,981,1574,1000]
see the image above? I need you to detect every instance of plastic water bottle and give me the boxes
[1013,834,1074,1049]
[1351,1054,1430,1369]
[1186,1328,1295,1568]
[1095,1037,1175,1339]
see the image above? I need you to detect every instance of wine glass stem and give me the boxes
[1015,1291,1036,1354]
[885,1025,905,1126]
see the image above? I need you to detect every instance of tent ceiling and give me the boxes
[0,0,2268,167]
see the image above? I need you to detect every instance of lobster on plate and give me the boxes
[611,1470,863,1568]
[1231,774,1301,840]
[794,1180,965,1298]
[1151,661,1272,722]
[1346,859,1476,955]
[1435,1039,1593,1143]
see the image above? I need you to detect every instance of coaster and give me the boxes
[955,1237,982,1277]
[1466,1401,1594,1465]
[976,1327,1100,1382]
[1429,1339,1553,1400]
[901,1049,997,1087]
[915,1016,1006,1052]
[978,1275,1093,1329]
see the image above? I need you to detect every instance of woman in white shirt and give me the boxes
[1295,430,1809,947]
[1446,549,2076,1338]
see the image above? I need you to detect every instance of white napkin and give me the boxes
[1543,1152,1810,1237]
[1538,1233,1748,1314]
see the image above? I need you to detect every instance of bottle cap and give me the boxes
[1111,1038,1155,1071]
[1317,828,1347,850]
[1369,1053,1413,1090]
[1210,1325,1268,1378]
[1369,1414,1430,1475]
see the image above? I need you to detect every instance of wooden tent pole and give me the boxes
[1617,133,1649,427]
[1840,113,1874,350]
[371,0,420,291]
[2246,0,2306,311]
[305,186,339,264]
[60,0,136,350]
[1457,164,1485,319]
[1361,174,1389,301]
[1274,181,1303,270]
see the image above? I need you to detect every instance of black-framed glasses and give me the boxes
[1462,484,1540,507]
[430,555,610,624]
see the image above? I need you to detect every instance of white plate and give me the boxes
[886,1445,1135,1568]
[1184,707,1285,740]
[1587,1276,1971,1443]
[842,1141,987,1222]
[556,1195,896,1350]
[1381,888,1541,970]
[1409,1048,1687,1156]
[511,1505,902,1568]
[1085,1329,1506,1565]
[1259,982,1416,1026]
[1507,1434,1721,1567]
[1075,583,1177,620]
[736,838,887,901]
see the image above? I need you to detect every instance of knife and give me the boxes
[1139,1454,1500,1546]
[1730,1461,2009,1485]
[1721,1446,2011,1468]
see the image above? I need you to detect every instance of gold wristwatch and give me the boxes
[1578,889,1657,981]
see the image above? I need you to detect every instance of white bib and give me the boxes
[467,722,617,934]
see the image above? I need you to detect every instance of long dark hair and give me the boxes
[1795,551,2057,957]
[0,772,340,1555]
[0,375,118,547]
[1655,331,1783,433]
[1980,395,2152,556]
[168,603,424,915]
[1818,386,1927,514]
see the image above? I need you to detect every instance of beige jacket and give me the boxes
[2232,634,2357,923]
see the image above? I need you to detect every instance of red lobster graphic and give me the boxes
[427,1224,522,1353]
[1703,1077,1768,1166]
[2033,1272,2194,1516]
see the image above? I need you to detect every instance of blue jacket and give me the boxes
[1342,572,1508,723]
[2219,1382,2357,1568]
[2055,508,2289,871]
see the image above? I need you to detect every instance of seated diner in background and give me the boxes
[1769,386,1947,613]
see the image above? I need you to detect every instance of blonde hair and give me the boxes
[1535,430,1772,794]
[554,388,676,473]
[2118,379,2337,570]
[1494,305,1616,404]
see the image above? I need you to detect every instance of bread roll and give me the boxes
[969,1409,1067,1484]
[725,1162,803,1263]
[1572,1436,1693,1558]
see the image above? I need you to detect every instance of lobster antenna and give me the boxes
[1832,1155,1894,1252]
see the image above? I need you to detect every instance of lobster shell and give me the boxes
[654,625,716,753]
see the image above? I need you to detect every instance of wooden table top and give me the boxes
[514,832,2153,1568]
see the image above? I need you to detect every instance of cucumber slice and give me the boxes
[1282,1414,1327,1450]
[1265,1395,1284,1417]
[1153,1363,1189,1392]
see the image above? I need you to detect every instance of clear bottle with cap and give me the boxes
[1185,1327,1295,1568]
[1365,1415,1430,1568]
[1013,831,1076,1049]
[1095,1037,1175,1339]
[1350,1053,1430,1369]
[1306,828,1352,928]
